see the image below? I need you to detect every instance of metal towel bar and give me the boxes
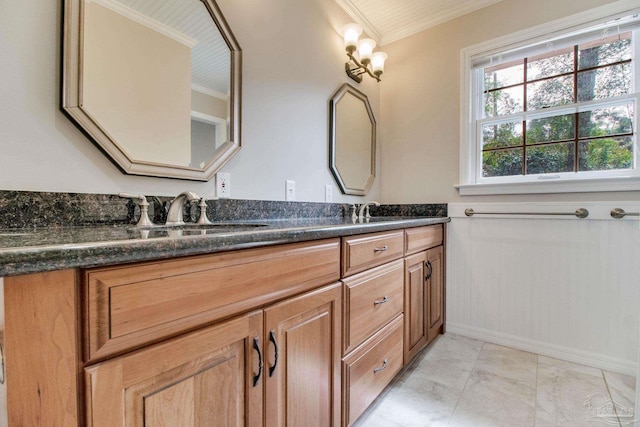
[464,208,589,218]
[610,208,640,219]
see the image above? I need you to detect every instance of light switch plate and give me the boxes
[325,184,333,202]
[216,172,231,198]
[286,180,296,201]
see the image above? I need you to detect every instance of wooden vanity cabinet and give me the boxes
[5,239,342,427]
[85,283,342,427]
[340,231,405,427]
[403,225,445,365]
[4,223,447,427]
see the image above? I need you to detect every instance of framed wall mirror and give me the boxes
[62,0,241,181]
[329,84,376,195]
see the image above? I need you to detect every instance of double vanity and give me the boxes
[0,198,448,426]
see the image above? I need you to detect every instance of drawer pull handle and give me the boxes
[252,337,263,387]
[425,260,433,281]
[374,296,389,306]
[373,359,388,374]
[374,245,388,253]
[268,330,279,377]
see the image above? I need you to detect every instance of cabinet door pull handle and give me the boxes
[268,330,279,377]
[374,245,388,253]
[425,260,433,280]
[373,359,388,373]
[252,337,263,387]
[374,296,388,305]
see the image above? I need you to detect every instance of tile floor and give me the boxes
[353,334,637,427]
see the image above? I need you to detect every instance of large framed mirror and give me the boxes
[62,0,241,181]
[329,84,376,195]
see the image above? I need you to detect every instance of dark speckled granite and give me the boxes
[0,190,446,228]
[0,190,449,277]
[368,204,447,218]
[0,191,133,228]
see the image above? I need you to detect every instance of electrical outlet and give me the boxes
[325,184,333,202]
[286,180,296,201]
[216,172,231,198]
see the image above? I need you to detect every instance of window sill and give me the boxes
[455,176,640,196]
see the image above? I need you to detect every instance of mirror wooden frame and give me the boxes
[329,83,376,195]
[61,0,242,181]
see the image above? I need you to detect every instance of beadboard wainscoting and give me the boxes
[447,202,640,376]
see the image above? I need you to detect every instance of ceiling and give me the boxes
[334,0,503,45]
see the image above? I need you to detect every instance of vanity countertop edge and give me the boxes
[0,217,450,277]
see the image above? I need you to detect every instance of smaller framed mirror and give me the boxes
[329,84,376,195]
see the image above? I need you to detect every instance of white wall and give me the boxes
[447,202,640,374]
[379,0,640,204]
[0,0,380,203]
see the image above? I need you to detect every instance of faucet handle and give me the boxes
[118,193,154,227]
[196,198,214,225]
[351,204,358,222]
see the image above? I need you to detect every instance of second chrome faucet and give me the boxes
[165,191,201,226]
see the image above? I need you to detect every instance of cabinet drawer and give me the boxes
[342,259,404,354]
[405,224,443,255]
[342,230,404,277]
[342,315,404,427]
[83,239,340,362]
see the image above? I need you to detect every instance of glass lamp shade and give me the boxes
[371,52,388,75]
[341,23,362,52]
[357,38,376,64]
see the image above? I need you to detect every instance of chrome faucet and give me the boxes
[358,201,380,220]
[166,191,200,226]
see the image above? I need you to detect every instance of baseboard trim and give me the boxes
[447,323,637,376]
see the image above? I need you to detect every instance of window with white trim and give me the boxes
[460,5,640,194]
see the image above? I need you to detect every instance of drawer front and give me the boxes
[342,230,404,277]
[342,315,404,427]
[405,224,443,255]
[343,259,404,354]
[84,239,340,362]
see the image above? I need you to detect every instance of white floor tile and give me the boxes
[350,334,635,427]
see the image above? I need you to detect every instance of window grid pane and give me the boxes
[481,32,635,178]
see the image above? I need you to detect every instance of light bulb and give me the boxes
[341,23,362,54]
[357,38,376,65]
[371,52,388,76]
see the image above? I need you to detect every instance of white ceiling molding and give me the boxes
[87,0,198,48]
[191,84,228,101]
[333,0,383,43]
[335,0,503,46]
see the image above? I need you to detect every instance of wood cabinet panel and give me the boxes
[427,246,444,342]
[342,230,404,277]
[84,239,340,361]
[404,251,428,364]
[342,315,404,427]
[5,270,81,427]
[85,310,263,427]
[405,224,443,255]
[342,259,404,354]
[264,283,342,427]
[403,245,445,365]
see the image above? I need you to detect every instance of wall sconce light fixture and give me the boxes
[341,23,387,83]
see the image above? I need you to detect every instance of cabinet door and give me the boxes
[426,245,444,342]
[85,311,263,427]
[403,251,428,365]
[264,283,342,427]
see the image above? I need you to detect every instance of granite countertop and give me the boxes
[0,216,449,277]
